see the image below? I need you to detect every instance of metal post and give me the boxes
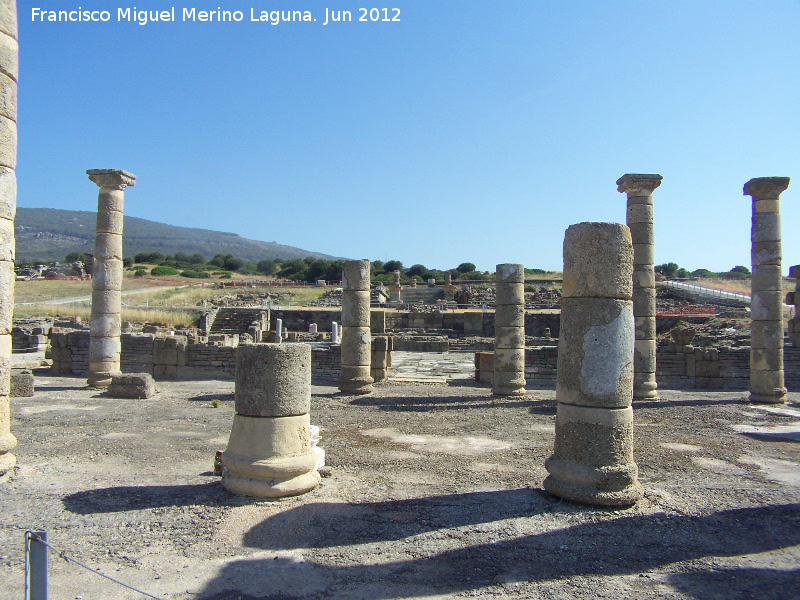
[25,531,47,600]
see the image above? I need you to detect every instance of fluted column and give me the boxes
[544,222,642,506]
[339,260,373,394]
[745,177,790,404]
[492,263,526,396]
[0,0,17,475]
[617,173,662,400]
[86,169,135,387]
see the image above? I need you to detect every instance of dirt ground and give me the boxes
[2,368,799,600]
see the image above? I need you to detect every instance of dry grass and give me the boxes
[13,303,199,327]
[696,278,751,294]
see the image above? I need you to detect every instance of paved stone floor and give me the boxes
[389,351,476,383]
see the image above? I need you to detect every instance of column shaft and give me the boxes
[745,177,790,404]
[339,260,373,394]
[492,263,526,396]
[617,174,662,400]
[0,0,17,475]
[86,169,135,387]
[544,222,642,506]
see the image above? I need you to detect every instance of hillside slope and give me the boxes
[14,207,341,262]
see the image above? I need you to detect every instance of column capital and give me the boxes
[789,265,800,279]
[744,177,790,200]
[616,174,662,195]
[87,169,136,190]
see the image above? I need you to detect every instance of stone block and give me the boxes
[632,243,654,266]
[93,232,123,260]
[496,263,524,283]
[493,348,525,372]
[0,32,18,81]
[95,209,123,234]
[751,212,781,243]
[627,222,654,245]
[562,222,633,300]
[91,260,124,291]
[751,265,784,292]
[556,298,634,408]
[341,290,371,326]
[495,282,524,305]
[750,347,782,372]
[0,166,14,221]
[632,287,656,317]
[90,314,121,338]
[0,260,12,334]
[492,370,525,396]
[338,364,373,394]
[341,260,370,291]
[751,290,784,321]
[96,190,124,213]
[494,304,525,328]
[0,212,12,260]
[751,320,785,349]
[634,316,656,340]
[495,326,525,349]
[632,265,655,289]
[235,343,311,417]
[626,203,653,224]
[751,241,781,266]
[107,373,157,399]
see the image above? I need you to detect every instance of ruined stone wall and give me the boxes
[524,346,559,387]
[310,344,341,385]
[121,334,156,375]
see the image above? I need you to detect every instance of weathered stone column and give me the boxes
[617,173,662,400]
[388,270,402,303]
[544,222,642,506]
[221,343,320,497]
[442,271,457,302]
[745,177,790,404]
[0,0,18,475]
[493,263,526,396]
[339,260,373,394]
[86,169,135,387]
[787,265,800,348]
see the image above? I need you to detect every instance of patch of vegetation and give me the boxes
[150,266,180,276]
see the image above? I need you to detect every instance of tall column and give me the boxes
[0,0,17,475]
[492,263,526,396]
[339,260,373,394]
[544,222,642,506]
[745,177,790,404]
[86,169,135,387]
[617,173,662,400]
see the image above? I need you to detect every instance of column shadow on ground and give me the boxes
[200,500,800,600]
[62,482,246,514]
[349,395,540,411]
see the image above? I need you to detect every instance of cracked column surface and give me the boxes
[492,263,526,396]
[86,169,136,387]
[617,173,662,400]
[745,177,790,404]
[0,0,17,475]
[222,343,320,497]
[544,222,643,507]
[339,260,374,394]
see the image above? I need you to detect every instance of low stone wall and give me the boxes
[310,344,341,385]
[393,338,450,352]
[525,346,559,387]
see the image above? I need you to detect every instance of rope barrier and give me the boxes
[25,532,165,600]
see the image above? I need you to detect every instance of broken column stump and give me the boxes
[544,222,643,506]
[221,343,320,498]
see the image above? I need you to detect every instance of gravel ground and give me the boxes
[2,372,799,600]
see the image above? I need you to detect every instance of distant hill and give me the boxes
[14,207,341,262]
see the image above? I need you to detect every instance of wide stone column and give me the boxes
[339,260,374,394]
[745,177,790,404]
[617,173,662,400]
[86,169,135,387]
[221,343,320,497]
[492,263,526,396]
[544,222,643,506]
[0,0,18,475]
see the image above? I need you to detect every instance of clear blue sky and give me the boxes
[16,1,800,273]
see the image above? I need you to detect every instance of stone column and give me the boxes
[339,260,373,394]
[442,271,457,302]
[787,265,800,348]
[221,343,320,497]
[492,263,526,396]
[0,0,18,475]
[86,169,135,387]
[617,173,662,400]
[544,222,642,506]
[745,177,790,404]
[388,270,402,303]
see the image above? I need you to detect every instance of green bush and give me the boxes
[150,266,179,276]
[181,270,211,279]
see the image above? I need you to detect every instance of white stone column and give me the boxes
[544,222,642,506]
[339,260,373,394]
[86,169,135,387]
[0,0,17,475]
[492,263,526,396]
[745,177,790,404]
[617,173,662,400]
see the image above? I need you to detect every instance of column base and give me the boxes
[222,468,320,498]
[543,458,642,507]
[0,451,16,475]
[87,371,119,388]
[749,389,787,404]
